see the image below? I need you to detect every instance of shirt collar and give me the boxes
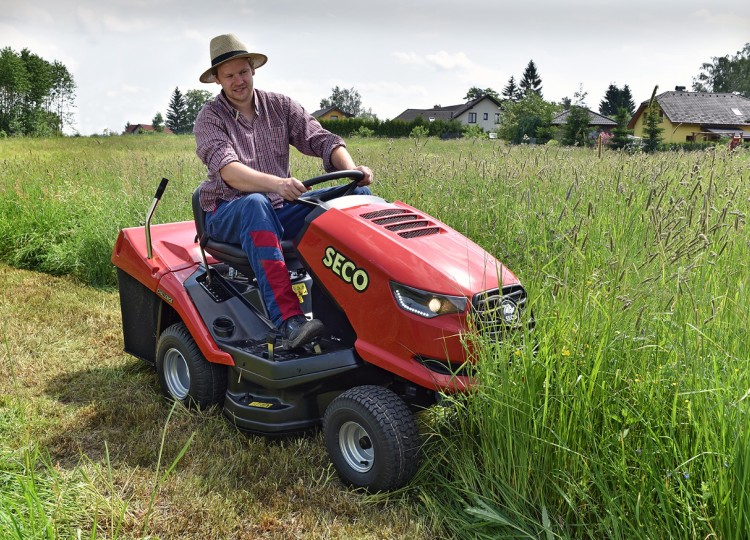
[218,89,261,122]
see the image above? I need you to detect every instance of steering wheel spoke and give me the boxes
[297,170,365,203]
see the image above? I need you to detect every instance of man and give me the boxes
[194,34,373,349]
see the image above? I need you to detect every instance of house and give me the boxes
[311,107,354,121]
[551,109,617,133]
[627,89,750,143]
[394,95,503,132]
[124,124,174,135]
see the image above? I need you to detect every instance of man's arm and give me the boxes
[220,161,308,201]
[330,146,373,186]
[222,146,372,200]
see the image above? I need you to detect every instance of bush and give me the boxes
[462,125,485,139]
[660,141,721,152]
[409,125,429,139]
[320,116,463,139]
[352,126,375,138]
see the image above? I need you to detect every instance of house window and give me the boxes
[468,113,477,123]
[483,113,489,121]
[495,113,500,123]
[330,115,338,120]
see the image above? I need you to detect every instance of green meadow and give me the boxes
[0,135,748,539]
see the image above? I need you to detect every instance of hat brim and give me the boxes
[199,52,268,83]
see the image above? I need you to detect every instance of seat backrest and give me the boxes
[192,188,207,242]
[191,187,298,278]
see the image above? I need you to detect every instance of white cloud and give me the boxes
[394,52,426,66]
[425,51,474,71]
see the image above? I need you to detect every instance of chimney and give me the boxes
[675,86,686,92]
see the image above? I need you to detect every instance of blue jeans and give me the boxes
[205,186,371,327]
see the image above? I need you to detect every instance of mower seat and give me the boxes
[192,188,297,279]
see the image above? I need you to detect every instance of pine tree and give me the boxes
[502,76,522,102]
[610,108,632,150]
[642,87,663,153]
[620,85,636,116]
[166,87,187,134]
[519,60,543,97]
[599,84,636,117]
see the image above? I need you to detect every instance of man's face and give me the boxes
[215,58,255,106]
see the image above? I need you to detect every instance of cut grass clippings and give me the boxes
[0,264,429,539]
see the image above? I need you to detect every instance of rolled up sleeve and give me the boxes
[285,97,345,172]
[195,108,239,176]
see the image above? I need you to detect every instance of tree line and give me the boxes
[2,43,746,139]
[0,47,76,136]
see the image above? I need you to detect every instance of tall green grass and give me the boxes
[415,145,750,538]
[0,136,202,286]
[1,135,748,538]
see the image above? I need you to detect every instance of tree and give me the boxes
[498,92,558,144]
[502,76,522,102]
[610,108,632,150]
[358,107,378,121]
[692,43,750,97]
[464,87,499,101]
[0,46,76,135]
[320,86,363,117]
[561,106,591,146]
[519,60,543,97]
[599,84,636,117]
[642,86,663,153]
[185,89,213,133]
[166,87,188,134]
[152,112,164,133]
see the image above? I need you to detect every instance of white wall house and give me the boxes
[394,95,503,132]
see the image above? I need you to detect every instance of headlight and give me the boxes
[390,282,467,318]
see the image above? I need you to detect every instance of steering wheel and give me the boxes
[297,169,365,203]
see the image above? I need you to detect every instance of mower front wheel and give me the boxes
[156,323,227,409]
[323,385,419,492]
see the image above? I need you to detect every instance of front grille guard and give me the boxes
[471,284,531,340]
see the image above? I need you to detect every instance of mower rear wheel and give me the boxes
[323,385,419,492]
[156,323,227,409]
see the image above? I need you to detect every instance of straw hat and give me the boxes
[199,34,267,83]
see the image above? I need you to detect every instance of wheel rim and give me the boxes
[163,347,190,400]
[339,420,374,473]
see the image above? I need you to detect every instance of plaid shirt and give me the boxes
[195,89,345,212]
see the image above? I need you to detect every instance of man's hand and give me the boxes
[276,177,309,201]
[353,165,373,186]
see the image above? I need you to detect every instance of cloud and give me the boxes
[692,7,750,28]
[395,51,477,71]
[425,51,475,71]
[76,6,155,35]
[393,52,426,66]
[395,50,505,82]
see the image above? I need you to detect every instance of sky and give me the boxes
[2,0,749,136]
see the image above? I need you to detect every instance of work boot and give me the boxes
[280,315,325,349]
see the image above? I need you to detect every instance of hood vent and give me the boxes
[360,208,442,239]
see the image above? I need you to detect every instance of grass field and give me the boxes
[1,135,749,539]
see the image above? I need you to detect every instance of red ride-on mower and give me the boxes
[112,172,530,491]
